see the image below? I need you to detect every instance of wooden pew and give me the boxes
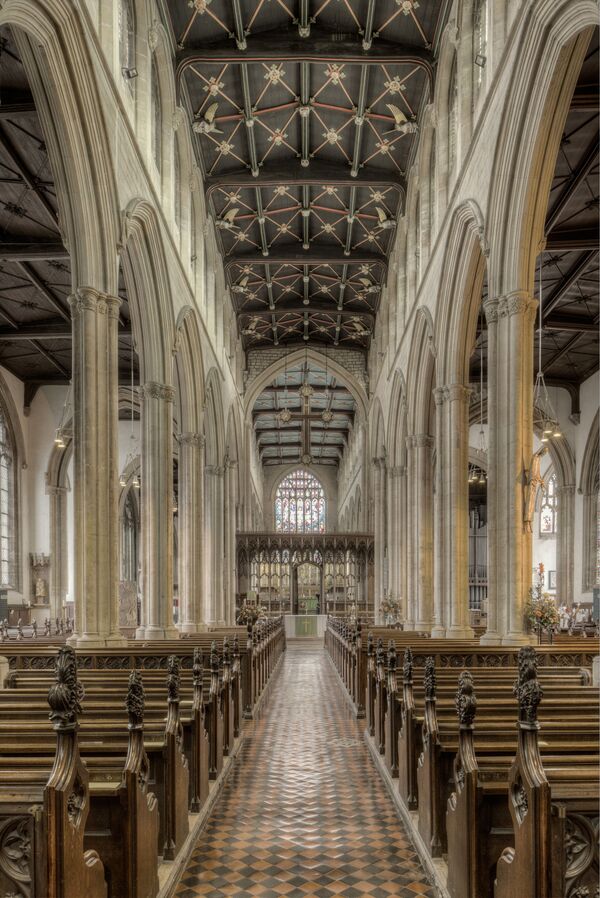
[0,645,108,898]
[444,649,599,898]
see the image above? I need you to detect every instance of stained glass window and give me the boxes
[0,410,15,587]
[275,469,326,533]
[539,474,558,536]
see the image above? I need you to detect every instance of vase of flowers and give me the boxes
[526,563,559,644]
[236,601,267,626]
[380,596,402,626]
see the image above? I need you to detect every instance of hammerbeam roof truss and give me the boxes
[170,0,447,348]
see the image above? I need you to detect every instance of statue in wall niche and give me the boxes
[523,447,547,533]
[35,577,47,601]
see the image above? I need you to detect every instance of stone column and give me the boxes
[445,384,475,638]
[205,466,225,625]
[432,389,447,637]
[480,297,502,644]
[177,432,205,633]
[413,434,434,631]
[556,483,575,607]
[203,465,216,627]
[68,289,125,647]
[405,436,417,629]
[137,382,178,639]
[47,485,68,622]
[483,292,538,645]
[224,460,238,624]
[386,467,400,616]
[372,458,386,623]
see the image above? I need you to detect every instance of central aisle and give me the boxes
[175,644,434,898]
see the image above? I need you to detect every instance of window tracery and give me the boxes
[539,473,558,536]
[275,469,326,533]
[0,409,15,587]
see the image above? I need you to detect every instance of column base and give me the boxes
[414,619,434,633]
[135,626,146,640]
[445,626,475,639]
[430,626,446,639]
[404,619,415,631]
[501,633,534,646]
[68,633,128,649]
[179,622,206,634]
[479,630,504,645]
[143,626,180,640]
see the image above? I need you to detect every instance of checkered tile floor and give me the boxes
[175,644,435,898]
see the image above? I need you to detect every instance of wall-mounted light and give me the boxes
[475,54,486,68]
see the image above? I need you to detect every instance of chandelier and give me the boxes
[533,255,561,442]
[54,382,72,449]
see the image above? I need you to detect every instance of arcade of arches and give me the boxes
[0,0,595,646]
[0,2,596,897]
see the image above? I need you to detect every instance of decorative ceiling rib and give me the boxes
[169,0,448,349]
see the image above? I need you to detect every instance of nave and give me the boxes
[175,643,434,898]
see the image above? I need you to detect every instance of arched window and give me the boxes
[0,407,16,587]
[120,489,138,581]
[150,57,162,172]
[472,0,487,102]
[275,469,326,533]
[118,0,136,90]
[448,56,458,174]
[539,473,558,536]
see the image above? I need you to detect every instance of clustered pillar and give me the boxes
[138,381,178,640]
[177,432,204,634]
[68,288,125,648]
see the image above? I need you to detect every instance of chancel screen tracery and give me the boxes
[275,469,325,533]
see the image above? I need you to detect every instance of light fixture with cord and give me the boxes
[468,310,487,485]
[120,342,140,487]
[533,254,561,442]
[54,381,72,449]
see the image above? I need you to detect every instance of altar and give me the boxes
[284,614,328,639]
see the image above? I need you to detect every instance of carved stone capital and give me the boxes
[446,383,472,404]
[104,294,122,321]
[46,485,68,498]
[68,287,103,316]
[482,297,500,325]
[433,386,448,406]
[177,431,203,447]
[140,382,175,403]
[410,433,434,450]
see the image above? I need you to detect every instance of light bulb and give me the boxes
[553,429,561,438]
[541,434,548,444]
[133,475,140,489]
[119,474,127,487]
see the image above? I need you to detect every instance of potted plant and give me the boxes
[380,596,402,626]
[526,563,559,644]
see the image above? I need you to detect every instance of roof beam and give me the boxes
[0,321,132,341]
[16,262,70,322]
[570,83,599,110]
[0,241,69,261]
[226,246,386,272]
[0,125,58,228]
[543,250,597,317]
[544,315,599,332]
[543,333,584,370]
[545,227,597,251]
[177,34,434,83]
[546,135,599,232]
[205,161,405,197]
[0,92,36,117]
[240,305,375,322]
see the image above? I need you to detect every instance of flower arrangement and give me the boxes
[236,601,267,626]
[381,596,402,624]
[526,563,559,632]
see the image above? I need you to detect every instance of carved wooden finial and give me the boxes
[223,637,231,663]
[166,655,180,703]
[455,671,477,728]
[424,656,436,700]
[402,647,413,683]
[126,669,145,729]
[233,635,239,657]
[210,640,219,672]
[514,646,543,726]
[387,640,397,669]
[193,647,203,687]
[48,646,84,730]
[367,632,374,655]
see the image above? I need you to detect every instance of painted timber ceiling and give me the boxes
[252,357,355,466]
[172,0,449,349]
[0,27,133,409]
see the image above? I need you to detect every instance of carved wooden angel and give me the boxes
[523,448,546,532]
